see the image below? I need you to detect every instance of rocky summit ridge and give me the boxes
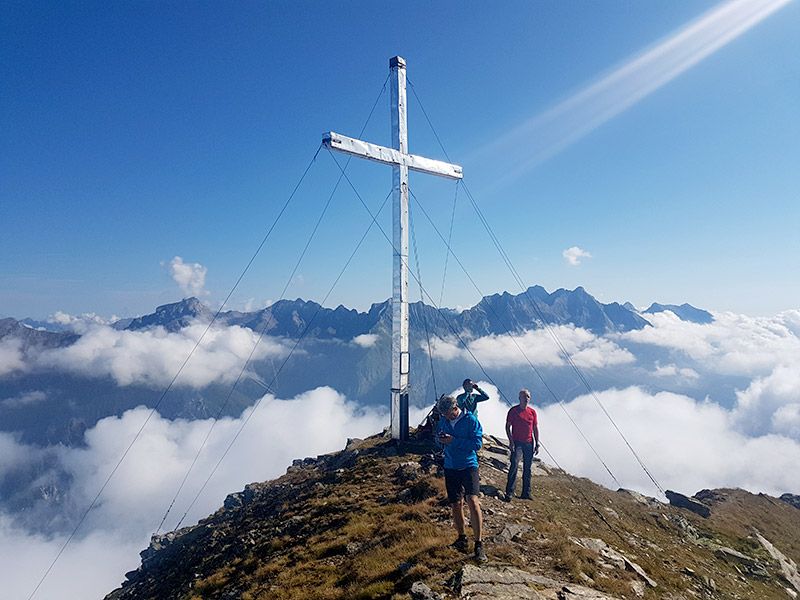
[107,433,800,600]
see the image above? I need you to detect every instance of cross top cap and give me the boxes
[390,56,406,69]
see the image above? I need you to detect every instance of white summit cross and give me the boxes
[323,56,463,440]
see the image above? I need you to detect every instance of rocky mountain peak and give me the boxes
[106,430,800,600]
[643,302,714,324]
[125,297,214,332]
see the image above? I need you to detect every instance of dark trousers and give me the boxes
[505,441,534,497]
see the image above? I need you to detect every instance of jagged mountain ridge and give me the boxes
[107,432,800,600]
[0,317,78,350]
[643,303,714,325]
[120,285,652,339]
[122,297,215,332]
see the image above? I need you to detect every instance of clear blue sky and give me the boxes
[2,1,798,320]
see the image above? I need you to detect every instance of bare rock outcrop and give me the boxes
[665,489,711,518]
[456,564,621,599]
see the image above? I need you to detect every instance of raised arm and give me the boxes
[474,386,490,403]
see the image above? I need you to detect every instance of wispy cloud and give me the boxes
[352,333,379,348]
[481,0,790,179]
[1,390,47,409]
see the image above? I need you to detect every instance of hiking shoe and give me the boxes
[502,492,512,502]
[474,541,488,563]
[520,494,532,500]
[450,535,469,553]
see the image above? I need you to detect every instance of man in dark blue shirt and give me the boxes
[456,378,489,416]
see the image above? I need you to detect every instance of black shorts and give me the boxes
[444,467,480,503]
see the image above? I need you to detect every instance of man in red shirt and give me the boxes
[504,388,540,501]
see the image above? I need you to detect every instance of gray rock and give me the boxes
[713,546,770,578]
[488,435,510,448]
[410,581,444,600]
[665,490,711,518]
[753,531,800,593]
[702,576,717,592]
[223,484,257,510]
[780,493,800,510]
[457,564,621,599]
[485,444,510,456]
[395,461,422,483]
[330,449,359,469]
[344,437,363,451]
[493,523,532,543]
[570,538,656,588]
[630,580,646,597]
[666,514,700,540]
[488,456,511,471]
[617,488,662,507]
[558,586,622,599]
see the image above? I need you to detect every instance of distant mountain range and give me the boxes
[115,285,653,340]
[0,286,714,448]
[7,287,716,345]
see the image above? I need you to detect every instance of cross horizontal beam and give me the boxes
[323,131,463,180]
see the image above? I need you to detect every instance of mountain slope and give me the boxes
[643,303,714,324]
[107,433,800,600]
[0,317,77,349]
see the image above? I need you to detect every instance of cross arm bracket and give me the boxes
[323,131,462,180]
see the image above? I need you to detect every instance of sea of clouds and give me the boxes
[1,307,799,598]
[1,322,291,388]
[0,388,393,599]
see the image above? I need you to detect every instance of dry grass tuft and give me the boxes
[193,564,235,594]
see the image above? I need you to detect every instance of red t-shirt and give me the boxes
[506,405,538,443]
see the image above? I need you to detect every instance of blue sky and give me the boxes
[2,0,798,320]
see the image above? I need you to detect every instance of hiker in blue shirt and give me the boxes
[457,378,489,416]
[436,394,487,563]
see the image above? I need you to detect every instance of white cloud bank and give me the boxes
[168,256,208,297]
[562,246,592,266]
[2,386,388,600]
[429,325,635,370]
[618,310,800,441]
[620,310,800,377]
[2,323,290,389]
[48,311,114,332]
[467,383,800,499]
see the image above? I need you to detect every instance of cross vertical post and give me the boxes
[390,56,410,441]
[323,56,462,440]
